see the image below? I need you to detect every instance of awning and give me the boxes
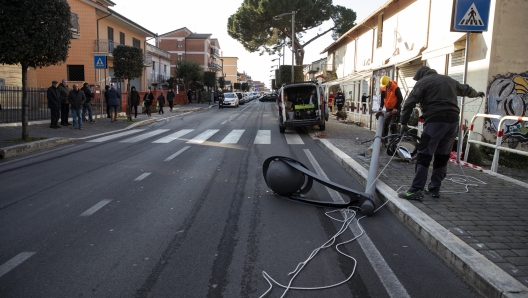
[322,70,372,88]
[422,33,466,60]
[396,55,422,67]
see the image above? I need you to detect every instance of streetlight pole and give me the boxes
[274,11,296,83]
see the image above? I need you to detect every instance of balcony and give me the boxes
[94,39,119,55]
[144,53,153,66]
[208,62,222,71]
[71,12,80,39]
[210,46,220,57]
[146,44,170,60]
[149,72,168,84]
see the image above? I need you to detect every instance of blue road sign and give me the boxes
[452,0,491,32]
[94,56,107,69]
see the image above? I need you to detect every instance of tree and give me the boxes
[174,60,203,103]
[0,0,72,140]
[241,82,248,92]
[227,0,356,65]
[234,82,241,90]
[113,45,143,120]
[217,76,226,90]
[203,71,216,102]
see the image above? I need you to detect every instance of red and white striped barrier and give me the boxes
[449,151,487,170]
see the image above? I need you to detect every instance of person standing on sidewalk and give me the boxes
[218,89,224,109]
[68,84,86,129]
[81,82,96,124]
[335,88,345,111]
[361,93,370,114]
[379,76,403,144]
[398,66,485,200]
[143,88,154,117]
[106,84,121,122]
[58,79,71,126]
[187,88,193,104]
[157,92,165,114]
[327,91,335,113]
[47,80,61,129]
[128,86,140,118]
[166,87,175,111]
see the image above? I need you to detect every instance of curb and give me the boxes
[314,138,528,298]
[0,107,207,159]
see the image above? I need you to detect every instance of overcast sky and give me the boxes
[111,0,388,88]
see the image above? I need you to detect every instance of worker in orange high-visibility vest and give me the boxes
[379,76,403,144]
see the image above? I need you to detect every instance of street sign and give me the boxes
[451,0,491,32]
[94,56,107,69]
[254,86,259,91]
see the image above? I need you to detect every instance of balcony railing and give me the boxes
[94,39,119,54]
[144,53,153,66]
[149,72,168,83]
[70,12,80,35]
[210,46,220,57]
[146,44,170,60]
[208,62,222,71]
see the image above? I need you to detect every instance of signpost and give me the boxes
[451,0,491,162]
[94,56,107,69]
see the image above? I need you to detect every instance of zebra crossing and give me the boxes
[87,128,307,145]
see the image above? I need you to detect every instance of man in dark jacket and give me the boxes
[47,80,61,128]
[334,88,345,111]
[166,87,175,111]
[68,84,86,129]
[58,79,71,126]
[143,88,154,117]
[128,86,140,118]
[81,82,96,123]
[398,66,485,200]
[157,92,165,114]
[106,84,121,122]
[187,88,193,104]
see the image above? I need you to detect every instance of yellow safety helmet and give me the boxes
[380,76,390,87]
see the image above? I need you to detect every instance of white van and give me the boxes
[277,81,328,133]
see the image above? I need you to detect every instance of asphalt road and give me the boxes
[0,100,479,297]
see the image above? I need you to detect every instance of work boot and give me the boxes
[398,190,424,201]
[425,188,440,198]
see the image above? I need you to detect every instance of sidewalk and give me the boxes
[0,103,213,159]
[312,116,528,297]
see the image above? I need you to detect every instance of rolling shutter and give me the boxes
[448,49,465,83]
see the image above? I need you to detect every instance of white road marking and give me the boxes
[87,129,145,142]
[284,132,304,144]
[254,130,271,144]
[220,130,245,144]
[134,172,151,181]
[186,129,219,144]
[0,252,36,278]
[152,129,194,143]
[79,199,112,217]
[120,129,170,143]
[304,149,410,298]
[165,146,190,161]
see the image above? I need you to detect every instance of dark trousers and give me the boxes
[132,105,138,118]
[158,106,164,114]
[50,109,60,126]
[336,104,343,111]
[382,110,400,143]
[168,101,174,110]
[60,103,69,125]
[410,121,458,192]
[106,103,111,118]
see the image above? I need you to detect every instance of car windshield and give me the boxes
[224,93,236,98]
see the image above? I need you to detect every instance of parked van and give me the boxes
[277,81,328,133]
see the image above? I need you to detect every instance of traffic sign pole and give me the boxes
[456,32,471,163]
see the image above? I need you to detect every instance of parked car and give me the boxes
[260,93,277,102]
[222,92,239,107]
[244,92,252,102]
[235,92,245,104]
[277,81,328,132]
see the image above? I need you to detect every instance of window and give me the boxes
[120,32,125,45]
[178,54,182,62]
[133,38,141,49]
[376,14,383,48]
[152,61,156,71]
[178,41,183,48]
[108,27,114,41]
[67,65,85,81]
[164,64,167,74]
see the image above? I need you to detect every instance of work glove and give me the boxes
[400,124,409,136]
[476,91,485,98]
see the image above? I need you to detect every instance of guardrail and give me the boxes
[464,113,528,172]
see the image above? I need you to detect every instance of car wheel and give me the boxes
[319,122,326,131]
[279,125,286,133]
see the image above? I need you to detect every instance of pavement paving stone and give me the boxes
[507,257,528,266]
[512,250,528,257]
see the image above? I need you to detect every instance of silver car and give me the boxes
[222,93,239,107]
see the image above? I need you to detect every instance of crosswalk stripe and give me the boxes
[254,130,271,144]
[220,129,245,144]
[120,129,170,143]
[153,129,194,143]
[284,132,304,144]
[87,129,145,142]
[186,129,219,144]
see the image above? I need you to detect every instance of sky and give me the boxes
[112,0,388,89]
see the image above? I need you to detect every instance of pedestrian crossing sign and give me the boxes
[451,0,491,32]
[94,55,107,69]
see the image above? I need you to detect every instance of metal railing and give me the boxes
[1,86,50,123]
[149,72,168,83]
[464,113,528,172]
[94,39,119,54]
[210,47,220,57]
[143,53,152,66]
[208,62,222,70]
[71,12,80,34]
